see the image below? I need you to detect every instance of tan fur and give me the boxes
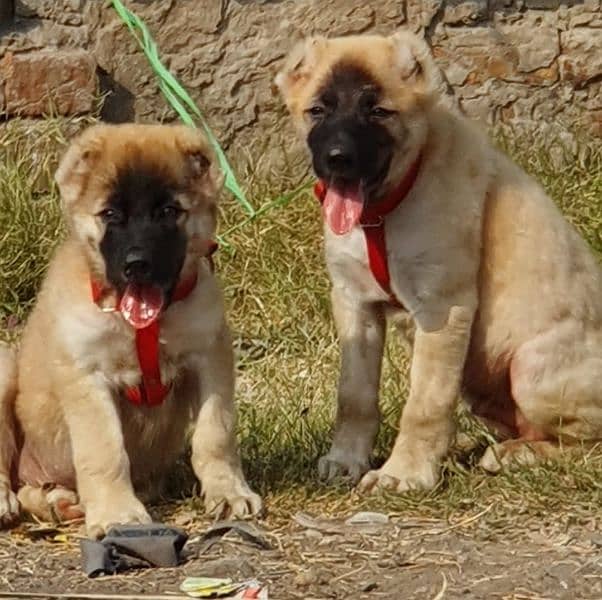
[0,124,261,536]
[276,32,602,492]
[0,344,19,525]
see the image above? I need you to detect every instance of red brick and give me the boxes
[1,49,96,117]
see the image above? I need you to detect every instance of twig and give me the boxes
[330,561,367,583]
[430,573,448,600]
[424,503,494,535]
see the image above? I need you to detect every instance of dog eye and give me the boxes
[370,106,394,119]
[97,208,122,224]
[307,106,325,118]
[160,206,182,220]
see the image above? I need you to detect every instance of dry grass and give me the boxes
[0,116,601,533]
[0,116,96,336]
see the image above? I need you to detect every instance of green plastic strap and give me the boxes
[110,0,313,249]
[110,0,254,216]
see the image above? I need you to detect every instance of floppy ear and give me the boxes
[174,127,224,197]
[390,31,443,97]
[55,126,105,208]
[274,36,327,100]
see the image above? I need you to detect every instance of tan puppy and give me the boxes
[0,124,261,537]
[276,32,602,492]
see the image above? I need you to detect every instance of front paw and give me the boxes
[85,493,151,539]
[358,454,439,494]
[0,482,20,527]
[201,464,262,519]
[318,448,370,483]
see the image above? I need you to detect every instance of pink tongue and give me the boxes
[119,284,165,329]
[322,185,364,235]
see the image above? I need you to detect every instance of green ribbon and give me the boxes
[111,0,253,215]
[110,0,311,246]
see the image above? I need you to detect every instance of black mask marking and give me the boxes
[99,169,187,301]
[307,62,395,198]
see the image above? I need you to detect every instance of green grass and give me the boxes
[1,117,600,527]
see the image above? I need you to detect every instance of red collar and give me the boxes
[313,153,422,306]
[90,241,218,408]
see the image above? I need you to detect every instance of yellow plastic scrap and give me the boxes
[180,577,244,598]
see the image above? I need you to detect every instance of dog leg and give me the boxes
[359,305,474,493]
[510,327,602,442]
[191,323,262,518]
[319,290,385,483]
[61,374,150,539]
[478,327,602,474]
[0,345,19,526]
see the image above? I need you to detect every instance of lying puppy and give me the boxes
[276,32,602,492]
[0,124,261,537]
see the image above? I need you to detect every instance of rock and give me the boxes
[406,0,444,31]
[345,511,390,526]
[435,27,517,84]
[15,0,84,21]
[524,0,560,8]
[0,49,96,116]
[293,567,330,587]
[444,61,472,86]
[559,29,602,86]
[443,1,488,25]
[498,13,559,73]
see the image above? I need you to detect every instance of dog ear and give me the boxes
[55,126,105,208]
[274,36,327,99]
[390,31,442,97]
[174,127,224,196]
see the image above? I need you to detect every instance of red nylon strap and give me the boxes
[124,270,200,406]
[313,154,422,307]
[362,225,402,308]
[126,320,168,406]
[90,242,217,407]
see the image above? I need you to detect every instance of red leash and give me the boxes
[314,154,422,307]
[90,242,218,407]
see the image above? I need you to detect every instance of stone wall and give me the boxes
[0,0,601,159]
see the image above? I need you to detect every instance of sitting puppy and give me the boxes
[276,32,602,492]
[0,124,261,537]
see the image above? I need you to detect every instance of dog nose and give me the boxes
[123,249,151,281]
[326,146,356,175]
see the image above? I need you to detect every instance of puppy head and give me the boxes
[276,31,440,218]
[55,124,221,317]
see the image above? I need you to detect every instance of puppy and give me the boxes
[276,32,602,492]
[0,124,261,537]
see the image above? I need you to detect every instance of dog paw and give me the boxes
[46,488,85,522]
[0,482,20,527]
[479,440,557,474]
[358,456,439,494]
[85,495,151,539]
[318,449,370,483]
[201,467,263,519]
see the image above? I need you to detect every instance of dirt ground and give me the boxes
[1,501,600,600]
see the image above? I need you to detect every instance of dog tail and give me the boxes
[0,343,18,492]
